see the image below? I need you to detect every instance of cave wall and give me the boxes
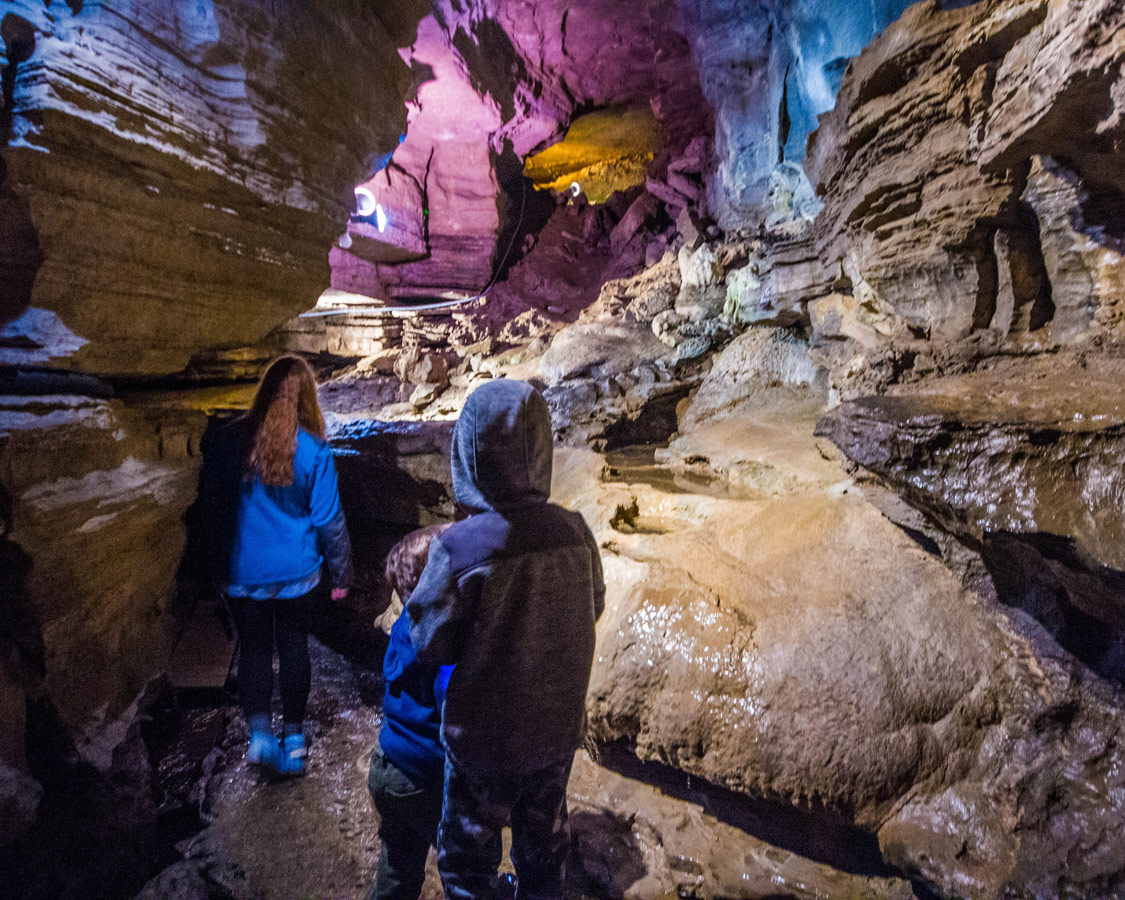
[0,0,422,376]
[672,0,918,229]
[0,1,427,833]
[330,0,712,303]
[807,0,1125,348]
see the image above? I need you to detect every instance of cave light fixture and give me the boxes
[354,186,377,217]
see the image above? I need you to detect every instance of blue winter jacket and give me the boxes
[406,380,605,775]
[379,610,453,784]
[201,417,353,590]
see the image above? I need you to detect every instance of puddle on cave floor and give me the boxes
[603,444,730,498]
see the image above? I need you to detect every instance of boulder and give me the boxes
[680,328,823,428]
[675,243,727,320]
[393,348,450,389]
[539,323,668,386]
[555,380,1125,899]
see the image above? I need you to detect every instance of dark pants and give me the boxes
[438,755,573,900]
[368,746,444,900]
[229,594,311,726]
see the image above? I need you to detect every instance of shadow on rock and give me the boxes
[596,741,893,879]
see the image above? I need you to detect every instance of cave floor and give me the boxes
[145,628,916,900]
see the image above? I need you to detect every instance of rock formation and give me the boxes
[4,0,1125,897]
[1,0,423,376]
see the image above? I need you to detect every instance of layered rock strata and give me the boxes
[1,392,207,733]
[807,0,1125,350]
[0,0,421,375]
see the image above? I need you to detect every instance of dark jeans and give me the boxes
[229,594,312,726]
[367,745,444,900]
[438,755,573,900]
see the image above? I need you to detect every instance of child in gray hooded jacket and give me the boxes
[406,379,604,900]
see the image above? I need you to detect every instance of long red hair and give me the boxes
[245,355,326,487]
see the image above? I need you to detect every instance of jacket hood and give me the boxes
[452,380,553,513]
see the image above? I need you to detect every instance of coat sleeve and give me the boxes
[190,426,232,583]
[405,537,468,666]
[584,525,606,621]
[310,444,353,588]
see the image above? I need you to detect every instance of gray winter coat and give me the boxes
[405,379,605,774]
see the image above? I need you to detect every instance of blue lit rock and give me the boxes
[673,0,917,228]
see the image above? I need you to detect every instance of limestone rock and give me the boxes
[539,323,668,386]
[815,356,1125,577]
[393,348,450,390]
[1,393,206,732]
[1023,157,1125,341]
[555,383,1125,899]
[680,328,823,429]
[131,861,212,900]
[807,0,1047,343]
[0,761,42,848]
[409,382,439,410]
[809,293,896,349]
[675,0,916,228]
[723,235,830,328]
[609,193,664,257]
[675,243,727,320]
[568,752,915,900]
[0,0,421,375]
[980,0,1125,198]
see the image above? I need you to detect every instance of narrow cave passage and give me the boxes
[3,2,1125,900]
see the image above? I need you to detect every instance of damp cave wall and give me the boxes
[2,1,1125,896]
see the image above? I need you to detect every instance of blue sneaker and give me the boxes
[247,731,281,770]
[278,732,307,777]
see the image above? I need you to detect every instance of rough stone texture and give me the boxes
[807,0,1125,352]
[333,0,712,303]
[567,752,914,900]
[1,393,206,733]
[723,233,833,328]
[540,322,669,386]
[979,0,1125,198]
[680,328,824,429]
[1023,156,1125,340]
[808,0,1048,345]
[556,374,1125,898]
[673,0,916,228]
[0,0,422,375]
[331,14,501,300]
[816,353,1125,676]
[0,760,41,848]
[817,355,1125,569]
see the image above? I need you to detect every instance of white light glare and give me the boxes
[569,182,581,197]
[338,232,353,249]
[355,186,377,217]
[375,203,387,233]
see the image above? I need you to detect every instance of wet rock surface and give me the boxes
[33,615,915,900]
[555,351,1125,899]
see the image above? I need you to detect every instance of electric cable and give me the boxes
[301,177,529,318]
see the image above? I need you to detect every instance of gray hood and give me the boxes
[452,380,553,514]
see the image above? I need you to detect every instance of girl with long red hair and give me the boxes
[201,355,352,776]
